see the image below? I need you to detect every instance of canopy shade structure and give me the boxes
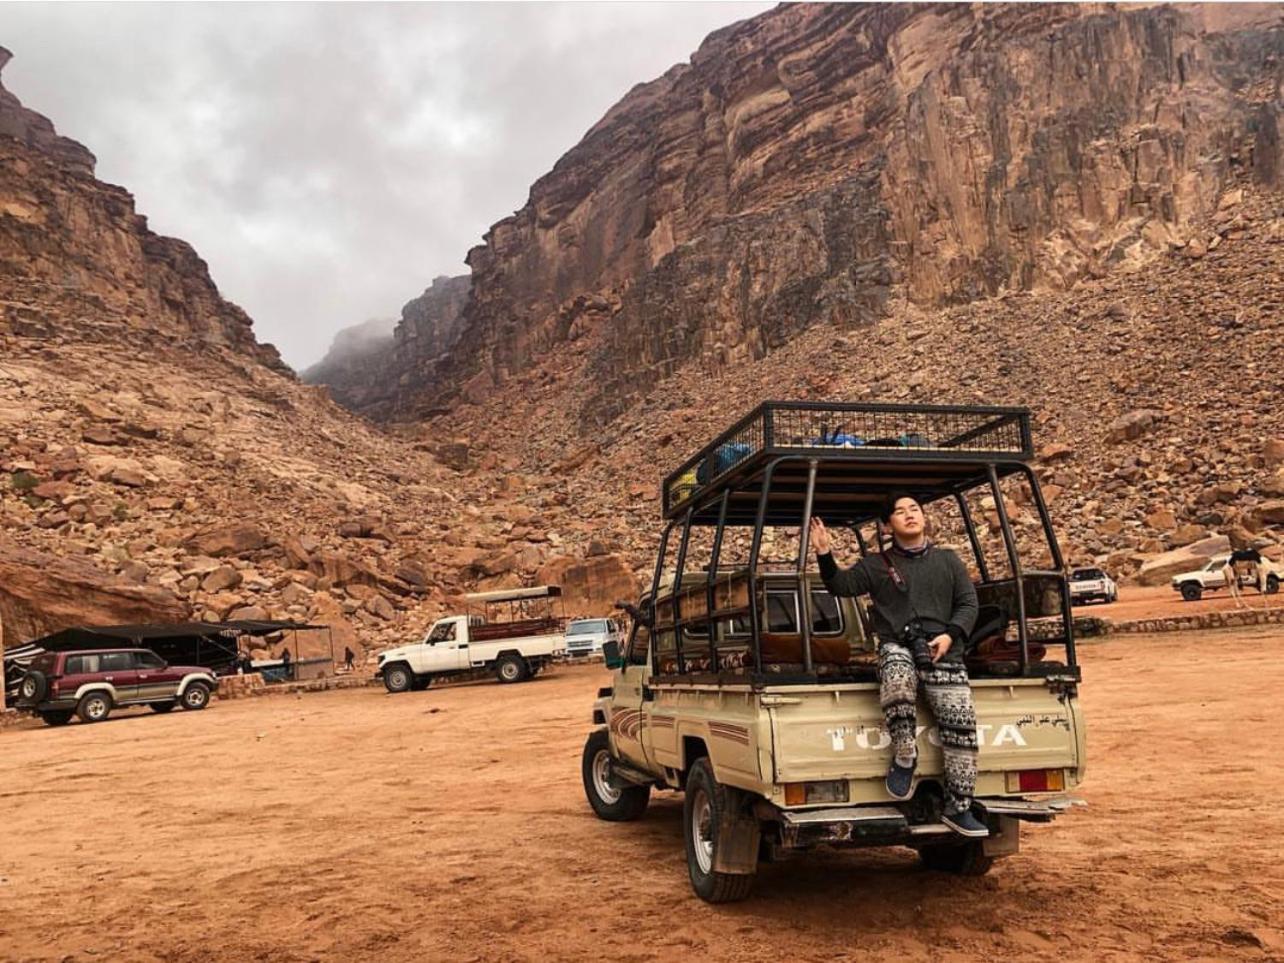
[662,401,1034,527]
[4,621,326,698]
[462,585,562,604]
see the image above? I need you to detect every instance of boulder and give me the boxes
[1251,499,1284,526]
[365,595,396,620]
[0,537,189,648]
[183,524,269,558]
[537,553,638,617]
[1106,409,1163,444]
[201,566,243,593]
[1144,509,1177,532]
[1170,524,1207,547]
[1136,534,1231,586]
[227,604,268,622]
[1265,438,1284,468]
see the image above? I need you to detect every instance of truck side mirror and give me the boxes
[602,640,623,670]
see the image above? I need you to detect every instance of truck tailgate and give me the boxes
[767,678,1082,788]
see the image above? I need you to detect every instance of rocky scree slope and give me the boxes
[423,184,1284,587]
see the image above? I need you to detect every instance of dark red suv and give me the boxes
[16,648,217,726]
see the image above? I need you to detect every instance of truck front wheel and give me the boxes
[581,729,649,821]
[495,654,529,684]
[383,663,413,693]
[1180,582,1203,602]
[683,758,756,903]
[1268,575,1279,595]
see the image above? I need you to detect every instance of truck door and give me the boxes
[610,619,652,771]
[423,620,470,671]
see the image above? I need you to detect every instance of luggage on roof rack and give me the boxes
[662,401,1033,523]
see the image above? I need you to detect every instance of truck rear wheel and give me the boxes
[383,663,413,693]
[919,840,994,876]
[496,654,529,684]
[683,758,756,903]
[581,729,649,821]
[1180,582,1202,602]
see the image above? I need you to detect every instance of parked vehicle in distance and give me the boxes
[564,618,622,657]
[1068,567,1118,605]
[15,648,216,725]
[377,585,567,692]
[1171,554,1282,601]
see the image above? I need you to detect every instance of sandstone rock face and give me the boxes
[0,48,287,372]
[356,4,1284,424]
[0,537,189,648]
[538,554,638,618]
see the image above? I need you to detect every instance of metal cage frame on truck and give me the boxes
[644,401,1076,687]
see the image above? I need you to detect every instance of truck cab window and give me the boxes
[428,622,456,643]
[627,624,650,666]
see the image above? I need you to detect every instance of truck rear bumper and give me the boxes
[775,795,1083,848]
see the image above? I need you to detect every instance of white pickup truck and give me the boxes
[376,585,566,692]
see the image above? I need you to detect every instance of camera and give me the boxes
[901,619,936,672]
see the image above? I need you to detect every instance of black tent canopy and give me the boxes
[10,620,324,675]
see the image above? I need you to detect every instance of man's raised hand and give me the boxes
[809,516,831,556]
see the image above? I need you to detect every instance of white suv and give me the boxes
[1171,554,1282,601]
[563,618,620,658]
[1068,567,1118,605]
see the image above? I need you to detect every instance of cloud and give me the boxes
[0,1,771,368]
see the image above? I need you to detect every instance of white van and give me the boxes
[563,618,620,657]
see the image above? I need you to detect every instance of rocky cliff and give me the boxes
[0,47,287,372]
[364,3,1284,424]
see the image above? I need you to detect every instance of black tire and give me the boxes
[683,758,757,903]
[20,670,47,704]
[76,691,113,724]
[495,653,529,684]
[581,729,650,821]
[410,674,433,691]
[1180,582,1202,602]
[39,710,73,726]
[919,840,994,876]
[181,683,211,710]
[150,701,177,713]
[383,663,413,693]
[1268,575,1279,595]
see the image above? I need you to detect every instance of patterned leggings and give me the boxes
[879,642,979,815]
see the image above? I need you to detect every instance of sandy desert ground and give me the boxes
[2,623,1283,963]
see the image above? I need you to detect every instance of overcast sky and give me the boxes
[1,2,771,369]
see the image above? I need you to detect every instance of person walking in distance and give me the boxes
[809,491,987,837]
[343,646,356,672]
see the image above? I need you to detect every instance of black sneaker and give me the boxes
[885,758,916,800]
[942,808,989,837]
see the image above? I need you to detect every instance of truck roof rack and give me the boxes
[463,585,563,603]
[662,401,1033,525]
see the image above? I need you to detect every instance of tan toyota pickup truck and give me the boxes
[581,402,1086,902]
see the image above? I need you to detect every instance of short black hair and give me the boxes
[880,490,922,522]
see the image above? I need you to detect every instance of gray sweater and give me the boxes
[819,545,979,653]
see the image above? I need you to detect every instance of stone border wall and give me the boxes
[1094,606,1284,636]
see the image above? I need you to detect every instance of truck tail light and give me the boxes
[784,780,850,806]
[1006,769,1065,793]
